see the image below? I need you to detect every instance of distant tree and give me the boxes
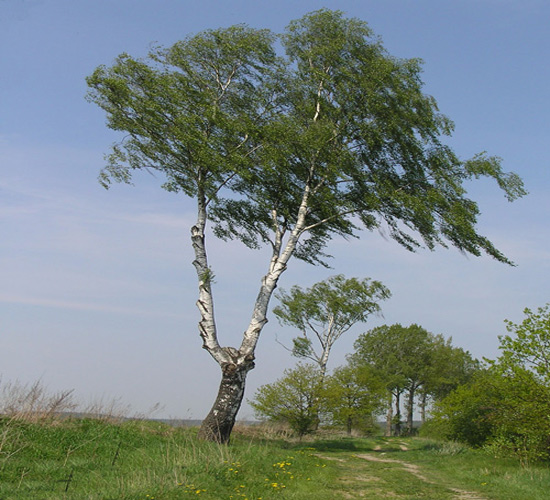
[489,304,550,462]
[87,9,525,443]
[273,275,391,381]
[351,324,474,435]
[418,335,479,422]
[323,364,386,435]
[429,365,550,463]
[351,324,430,435]
[250,364,322,437]
[400,327,434,435]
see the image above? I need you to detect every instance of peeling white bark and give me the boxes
[195,177,313,442]
[238,186,311,357]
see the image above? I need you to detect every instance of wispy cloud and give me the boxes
[0,293,183,318]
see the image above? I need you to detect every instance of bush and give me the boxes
[250,364,323,437]
[428,367,550,462]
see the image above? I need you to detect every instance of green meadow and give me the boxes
[1,416,549,499]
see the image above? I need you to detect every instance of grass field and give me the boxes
[1,416,549,499]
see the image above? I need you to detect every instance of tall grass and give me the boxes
[2,381,549,499]
[0,418,339,499]
[0,380,338,499]
[0,379,77,422]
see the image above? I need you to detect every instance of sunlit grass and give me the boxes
[1,411,549,499]
[308,436,550,500]
[0,418,340,499]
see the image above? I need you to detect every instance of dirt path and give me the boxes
[353,453,487,500]
[317,451,487,500]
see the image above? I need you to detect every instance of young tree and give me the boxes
[87,9,525,443]
[351,324,420,435]
[273,275,391,381]
[429,306,550,462]
[250,363,322,437]
[427,369,500,447]
[323,364,386,435]
[430,365,550,463]
[490,304,550,461]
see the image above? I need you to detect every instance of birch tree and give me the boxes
[273,275,390,380]
[86,9,525,443]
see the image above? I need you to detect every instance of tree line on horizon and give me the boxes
[251,294,550,463]
[251,276,478,439]
[251,322,477,438]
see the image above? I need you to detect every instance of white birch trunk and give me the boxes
[197,187,312,443]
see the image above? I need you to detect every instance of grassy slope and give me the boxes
[0,418,338,500]
[1,418,549,499]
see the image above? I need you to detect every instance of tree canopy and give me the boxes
[351,324,478,435]
[250,363,323,437]
[88,9,525,265]
[498,304,550,382]
[273,275,390,378]
[323,364,387,436]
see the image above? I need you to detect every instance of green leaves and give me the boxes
[323,364,386,434]
[87,9,525,266]
[250,362,386,436]
[86,25,278,205]
[274,275,391,334]
[250,364,323,437]
[464,153,527,202]
[292,337,313,359]
[499,304,550,383]
[351,324,477,400]
[430,305,550,462]
[273,275,390,373]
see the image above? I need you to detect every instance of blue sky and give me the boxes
[1,0,548,419]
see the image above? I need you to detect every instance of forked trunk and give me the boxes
[193,174,311,443]
[197,357,255,443]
